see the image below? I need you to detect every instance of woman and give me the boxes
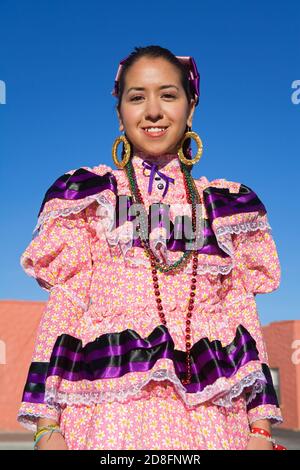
[18,45,284,450]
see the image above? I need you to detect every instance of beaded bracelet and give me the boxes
[250,426,275,443]
[250,427,275,444]
[250,426,287,450]
[251,427,272,438]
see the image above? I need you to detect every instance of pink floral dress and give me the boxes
[17,149,283,449]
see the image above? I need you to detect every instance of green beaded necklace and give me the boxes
[124,157,202,273]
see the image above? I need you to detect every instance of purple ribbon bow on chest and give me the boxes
[142,160,175,198]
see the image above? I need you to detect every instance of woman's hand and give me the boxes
[36,431,68,450]
[246,435,274,450]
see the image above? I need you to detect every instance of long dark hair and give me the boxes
[115,45,194,165]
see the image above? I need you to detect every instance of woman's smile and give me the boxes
[141,126,169,138]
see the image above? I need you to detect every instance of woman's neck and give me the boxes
[132,146,179,169]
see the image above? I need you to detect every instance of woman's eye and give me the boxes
[130,94,176,102]
[130,96,143,101]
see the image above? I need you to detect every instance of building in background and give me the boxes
[263,320,300,431]
[0,300,299,432]
[0,300,44,432]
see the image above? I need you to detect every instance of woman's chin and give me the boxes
[133,143,178,156]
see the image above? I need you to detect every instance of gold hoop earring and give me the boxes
[177,131,203,166]
[112,134,131,169]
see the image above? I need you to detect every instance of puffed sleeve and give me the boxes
[231,214,281,296]
[204,180,283,425]
[17,183,94,431]
[230,198,282,425]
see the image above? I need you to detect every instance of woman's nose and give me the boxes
[144,99,163,119]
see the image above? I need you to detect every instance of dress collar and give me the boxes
[131,148,182,198]
[131,147,181,171]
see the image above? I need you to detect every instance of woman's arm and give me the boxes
[246,418,273,450]
[18,207,94,436]
[35,417,68,450]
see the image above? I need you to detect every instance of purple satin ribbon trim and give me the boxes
[45,348,258,391]
[45,347,258,387]
[37,168,266,258]
[45,175,116,200]
[142,160,175,197]
[247,391,279,408]
[203,185,266,220]
[22,391,45,403]
[47,359,163,382]
[38,169,117,217]
[246,364,279,410]
[51,331,171,363]
[27,372,46,383]
[39,168,265,223]
[22,325,261,399]
[49,329,255,371]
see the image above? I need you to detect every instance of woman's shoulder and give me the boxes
[34,163,118,233]
[193,175,267,222]
[78,163,114,175]
[193,175,241,194]
[60,163,115,180]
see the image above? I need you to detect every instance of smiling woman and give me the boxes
[18,45,285,451]
[115,50,197,157]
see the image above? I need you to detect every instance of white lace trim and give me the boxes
[245,379,265,405]
[248,413,283,426]
[94,199,233,275]
[44,368,268,411]
[215,217,272,237]
[33,193,114,234]
[109,235,225,274]
[213,370,266,407]
[17,408,61,432]
[33,197,272,276]
[98,204,272,273]
[214,217,272,257]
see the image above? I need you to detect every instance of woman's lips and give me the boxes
[141,127,168,138]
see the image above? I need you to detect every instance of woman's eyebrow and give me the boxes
[126,85,179,94]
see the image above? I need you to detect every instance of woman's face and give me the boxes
[117,57,195,156]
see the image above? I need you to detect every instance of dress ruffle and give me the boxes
[33,165,117,234]
[21,323,275,411]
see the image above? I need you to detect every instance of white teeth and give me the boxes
[144,127,166,133]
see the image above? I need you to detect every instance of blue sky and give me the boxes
[0,0,299,325]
